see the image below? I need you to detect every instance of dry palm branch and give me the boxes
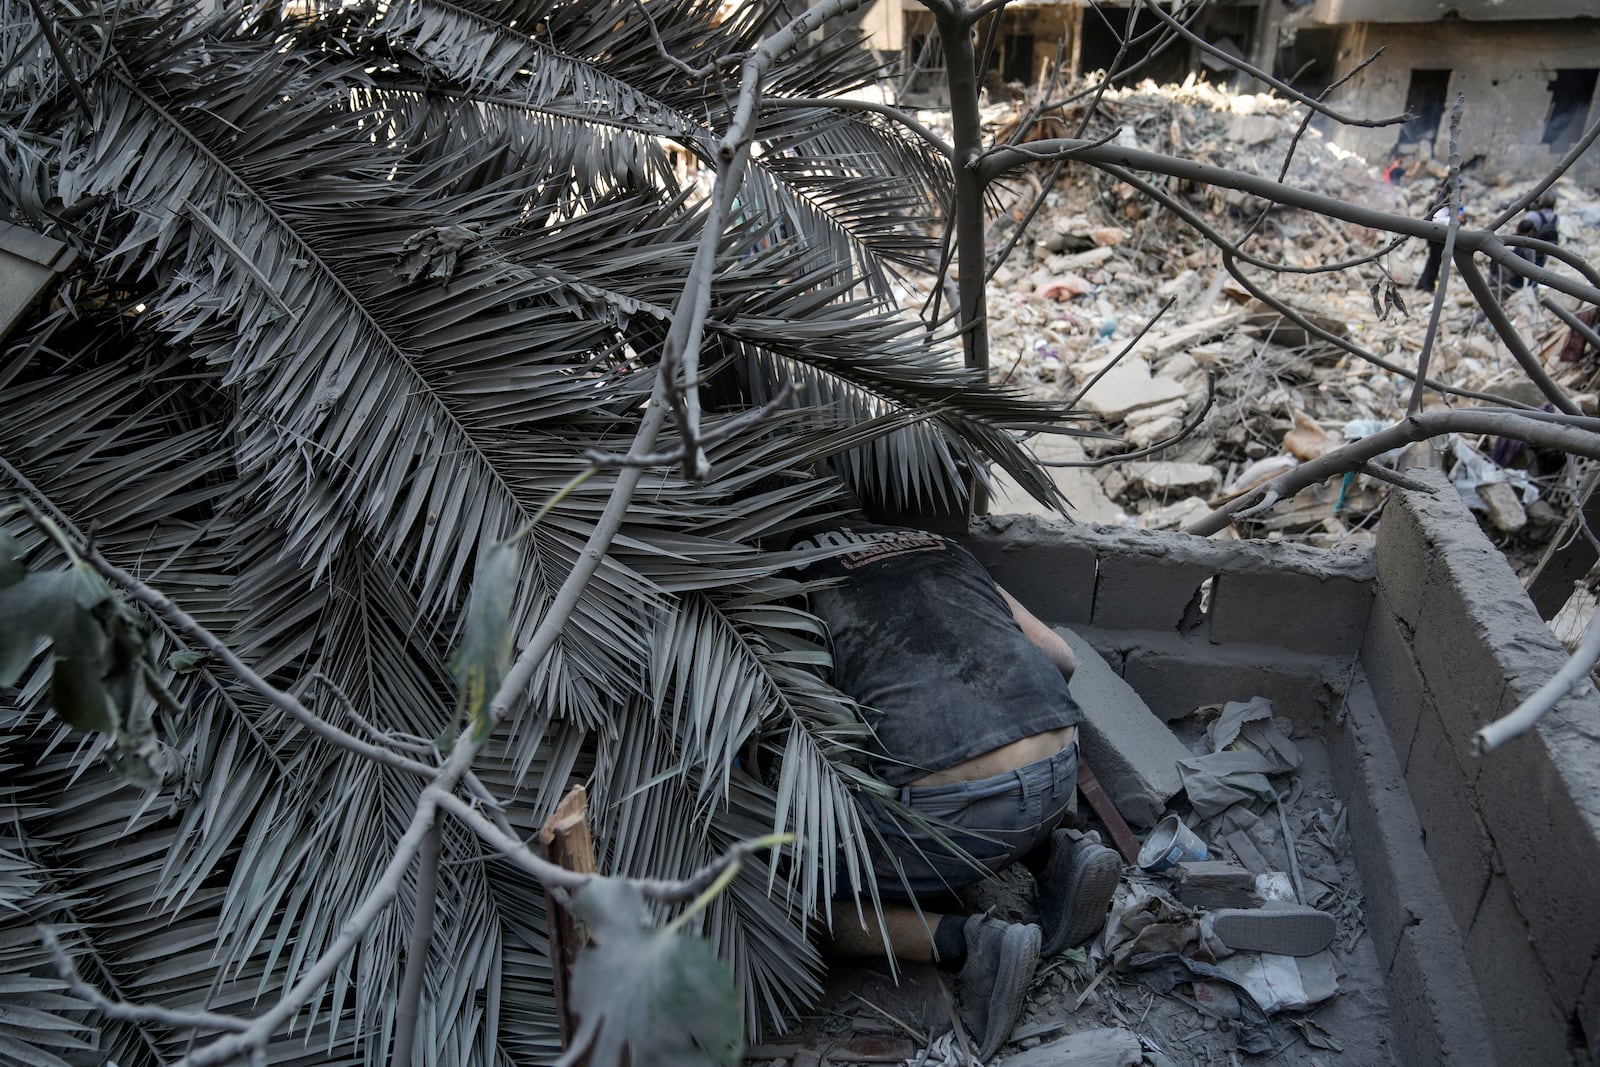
[0,0,1081,1063]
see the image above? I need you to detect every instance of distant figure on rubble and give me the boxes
[1492,193,1559,293]
[787,512,1121,1061]
[1521,191,1560,269]
[1416,184,1465,293]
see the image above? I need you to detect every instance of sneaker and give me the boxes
[1205,904,1337,957]
[1035,831,1121,957]
[955,915,1041,1061]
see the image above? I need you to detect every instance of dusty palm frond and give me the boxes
[0,0,1086,1061]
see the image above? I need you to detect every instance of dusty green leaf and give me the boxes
[559,880,744,1067]
[166,649,211,673]
[451,541,519,742]
[50,654,114,734]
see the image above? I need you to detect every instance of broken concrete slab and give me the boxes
[1476,480,1527,532]
[1127,461,1219,494]
[1073,361,1187,422]
[1058,626,1190,828]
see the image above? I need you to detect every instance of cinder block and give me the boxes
[1090,548,1212,632]
[1208,569,1373,656]
[1579,960,1600,1064]
[962,516,1097,625]
[1328,677,1443,975]
[1409,560,1516,756]
[1474,718,1600,1011]
[1119,633,1344,724]
[1402,707,1493,934]
[1372,475,1437,631]
[1464,873,1571,1067]
[1057,626,1188,829]
[1387,922,1499,1066]
[1360,593,1429,760]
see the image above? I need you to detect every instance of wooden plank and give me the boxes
[540,785,597,1060]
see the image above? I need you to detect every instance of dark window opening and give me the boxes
[1398,69,1451,151]
[1543,69,1598,151]
[1002,33,1035,85]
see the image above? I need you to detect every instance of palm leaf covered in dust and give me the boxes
[0,0,1081,1062]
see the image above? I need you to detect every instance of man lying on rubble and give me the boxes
[786,511,1122,1060]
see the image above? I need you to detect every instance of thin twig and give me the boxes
[1543,298,1600,355]
[1067,296,1177,408]
[1453,251,1581,415]
[1138,0,1408,128]
[1043,371,1217,468]
[55,521,442,781]
[41,928,252,1034]
[1406,93,1465,416]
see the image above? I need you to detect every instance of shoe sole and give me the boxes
[1210,907,1336,957]
[1040,836,1122,957]
[980,923,1041,1061]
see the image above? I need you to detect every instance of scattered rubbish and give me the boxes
[1137,814,1209,872]
[1208,949,1340,1014]
[1175,697,1302,827]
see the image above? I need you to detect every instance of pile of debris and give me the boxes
[946,79,1600,561]
[756,630,1392,1067]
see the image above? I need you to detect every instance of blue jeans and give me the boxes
[848,741,1079,900]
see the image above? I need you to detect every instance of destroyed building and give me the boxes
[854,0,1600,181]
[1303,0,1600,182]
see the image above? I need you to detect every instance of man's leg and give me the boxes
[825,904,944,963]
[824,905,1040,1062]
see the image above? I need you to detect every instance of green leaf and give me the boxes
[560,880,744,1067]
[450,542,519,742]
[50,654,114,734]
[166,649,211,673]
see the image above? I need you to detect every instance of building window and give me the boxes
[1397,69,1451,152]
[1543,69,1598,152]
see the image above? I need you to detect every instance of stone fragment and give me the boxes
[995,1028,1141,1067]
[1477,481,1527,532]
[1176,860,1259,909]
[1090,226,1126,247]
[1136,496,1212,531]
[1074,362,1187,421]
[1126,415,1184,450]
[1128,461,1220,494]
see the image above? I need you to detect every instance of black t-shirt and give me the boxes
[789,521,1081,786]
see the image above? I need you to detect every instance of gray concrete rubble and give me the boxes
[967,80,1600,553]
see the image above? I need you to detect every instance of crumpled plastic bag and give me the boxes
[1125,952,1277,1055]
[1177,697,1302,821]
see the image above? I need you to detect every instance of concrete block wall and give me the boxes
[966,493,1600,1064]
[1364,468,1600,1066]
[963,514,1375,721]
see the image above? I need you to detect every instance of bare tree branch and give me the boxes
[1453,251,1581,415]
[41,928,252,1034]
[1186,410,1600,537]
[1406,93,1465,416]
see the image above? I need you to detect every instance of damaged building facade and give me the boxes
[856,0,1600,181]
[1304,0,1600,182]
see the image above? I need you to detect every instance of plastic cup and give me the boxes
[1137,814,1208,872]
